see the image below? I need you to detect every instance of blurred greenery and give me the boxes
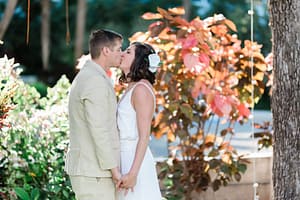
[0,0,271,86]
[254,88,271,110]
[0,0,183,84]
[29,81,48,97]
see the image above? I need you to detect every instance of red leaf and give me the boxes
[168,7,185,15]
[211,94,233,117]
[154,124,169,139]
[183,53,206,73]
[141,12,162,20]
[157,7,173,20]
[129,31,149,42]
[224,19,237,32]
[205,134,216,144]
[171,16,189,27]
[149,21,164,29]
[237,103,250,118]
[199,53,210,67]
[182,35,198,49]
[167,131,176,142]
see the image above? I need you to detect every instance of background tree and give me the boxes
[182,0,191,20]
[74,0,86,60]
[199,0,271,56]
[41,0,50,71]
[269,0,300,199]
[0,0,271,87]
[195,0,272,109]
[129,7,270,199]
[0,0,18,40]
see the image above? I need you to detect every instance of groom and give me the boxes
[65,29,123,200]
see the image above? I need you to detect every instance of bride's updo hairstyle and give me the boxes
[119,42,157,85]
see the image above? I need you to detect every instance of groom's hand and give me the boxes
[111,167,122,188]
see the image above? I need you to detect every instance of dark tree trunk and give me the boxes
[269,0,300,199]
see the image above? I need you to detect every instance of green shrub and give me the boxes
[29,82,48,97]
[0,58,75,200]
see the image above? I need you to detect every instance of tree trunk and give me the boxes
[75,0,86,60]
[41,0,50,71]
[0,0,18,40]
[182,0,191,20]
[269,0,300,199]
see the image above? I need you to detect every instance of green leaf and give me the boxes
[14,187,30,200]
[208,149,219,157]
[31,188,40,200]
[181,94,188,102]
[168,102,179,112]
[209,159,221,169]
[163,178,173,187]
[176,130,187,139]
[220,164,230,174]
[237,163,247,173]
[63,190,69,198]
[179,103,193,120]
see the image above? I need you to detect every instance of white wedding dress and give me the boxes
[117,82,162,200]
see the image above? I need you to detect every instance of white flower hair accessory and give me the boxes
[148,53,161,73]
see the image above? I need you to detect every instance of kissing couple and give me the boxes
[65,29,162,200]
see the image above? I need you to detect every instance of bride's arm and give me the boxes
[121,84,154,189]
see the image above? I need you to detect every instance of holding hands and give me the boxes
[116,172,137,195]
[111,167,122,188]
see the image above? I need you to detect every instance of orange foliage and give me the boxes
[123,7,271,197]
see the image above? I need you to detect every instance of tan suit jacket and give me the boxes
[65,59,119,178]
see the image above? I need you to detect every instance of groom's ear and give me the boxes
[102,46,110,56]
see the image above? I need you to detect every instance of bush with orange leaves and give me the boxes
[126,7,272,199]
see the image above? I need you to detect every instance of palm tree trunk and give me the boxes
[0,0,18,40]
[75,0,86,60]
[41,0,50,71]
[269,0,300,199]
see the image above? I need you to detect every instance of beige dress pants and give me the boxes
[70,176,116,200]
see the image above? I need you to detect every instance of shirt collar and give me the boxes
[85,59,114,89]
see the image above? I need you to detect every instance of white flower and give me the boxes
[76,54,91,70]
[148,53,161,73]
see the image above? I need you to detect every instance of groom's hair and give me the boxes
[89,29,123,59]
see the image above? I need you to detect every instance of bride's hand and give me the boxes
[120,172,137,190]
[122,187,134,196]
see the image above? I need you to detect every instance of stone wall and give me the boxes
[193,153,273,200]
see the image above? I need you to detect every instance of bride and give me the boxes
[117,42,162,200]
